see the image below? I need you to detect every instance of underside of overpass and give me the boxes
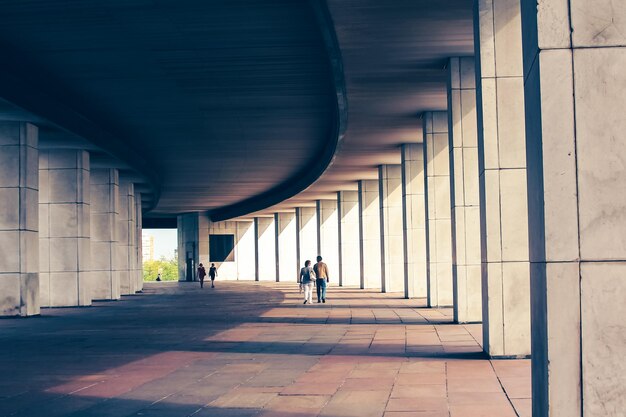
[0,1,625,416]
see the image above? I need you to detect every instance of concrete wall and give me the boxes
[90,168,120,301]
[448,57,482,323]
[117,181,136,294]
[135,195,143,292]
[379,165,404,293]
[424,112,453,307]
[338,191,360,287]
[296,207,318,269]
[0,122,39,316]
[358,180,381,289]
[235,220,255,280]
[522,0,626,414]
[276,212,297,282]
[317,200,339,284]
[177,213,200,282]
[39,149,91,307]
[255,217,276,281]
[474,0,531,357]
[401,144,428,299]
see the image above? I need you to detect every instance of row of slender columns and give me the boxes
[190,3,626,413]
[0,122,145,316]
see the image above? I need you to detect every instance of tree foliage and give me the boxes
[143,256,178,281]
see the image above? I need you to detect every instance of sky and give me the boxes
[143,229,177,260]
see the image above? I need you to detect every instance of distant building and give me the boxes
[142,235,154,262]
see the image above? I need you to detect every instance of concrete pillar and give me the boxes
[379,164,404,293]
[423,112,453,307]
[447,57,482,323]
[474,0,530,357]
[275,212,297,282]
[235,220,255,280]
[358,180,381,289]
[401,144,427,299]
[90,168,120,300]
[254,216,276,281]
[0,122,39,316]
[296,207,318,270]
[522,0,626,414]
[316,199,339,283]
[117,181,136,294]
[338,191,360,287]
[135,194,143,292]
[177,213,200,282]
[39,149,91,307]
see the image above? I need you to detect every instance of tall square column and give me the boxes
[39,149,91,307]
[296,207,318,269]
[0,122,39,316]
[474,0,530,356]
[177,212,200,282]
[117,181,136,294]
[275,212,297,282]
[379,164,404,293]
[401,144,427,299]
[358,180,381,289]
[90,168,120,300]
[316,199,339,283]
[135,194,143,292]
[235,220,255,280]
[254,216,276,281]
[522,0,626,414]
[338,191,360,287]
[423,112,453,307]
[448,57,482,323]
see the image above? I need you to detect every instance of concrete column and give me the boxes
[338,191,360,287]
[401,144,427,299]
[296,207,318,269]
[522,1,626,414]
[39,149,91,307]
[177,212,200,282]
[0,122,39,316]
[235,220,255,280]
[474,0,530,357]
[254,216,276,281]
[90,168,120,301]
[447,57,482,323]
[423,112,453,307]
[117,181,136,294]
[135,194,143,292]
[379,164,404,293]
[358,180,381,289]
[275,212,297,282]
[316,199,339,283]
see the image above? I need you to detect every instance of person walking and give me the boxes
[209,263,217,288]
[313,255,329,303]
[299,260,315,304]
[197,263,207,288]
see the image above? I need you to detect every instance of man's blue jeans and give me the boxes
[316,279,327,301]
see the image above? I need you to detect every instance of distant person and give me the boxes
[313,255,329,303]
[156,272,162,282]
[209,263,217,288]
[197,263,207,288]
[299,260,315,304]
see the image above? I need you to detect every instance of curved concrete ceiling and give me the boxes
[0,1,474,220]
[0,0,342,216]
[259,0,475,213]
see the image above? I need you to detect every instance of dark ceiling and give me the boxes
[0,0,340,216]
[0,0,474,219]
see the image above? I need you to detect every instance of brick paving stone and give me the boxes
[0,281,529,417]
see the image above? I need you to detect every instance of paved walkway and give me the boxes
[0,281,530,417]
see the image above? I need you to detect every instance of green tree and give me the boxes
[143,255,178,281]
